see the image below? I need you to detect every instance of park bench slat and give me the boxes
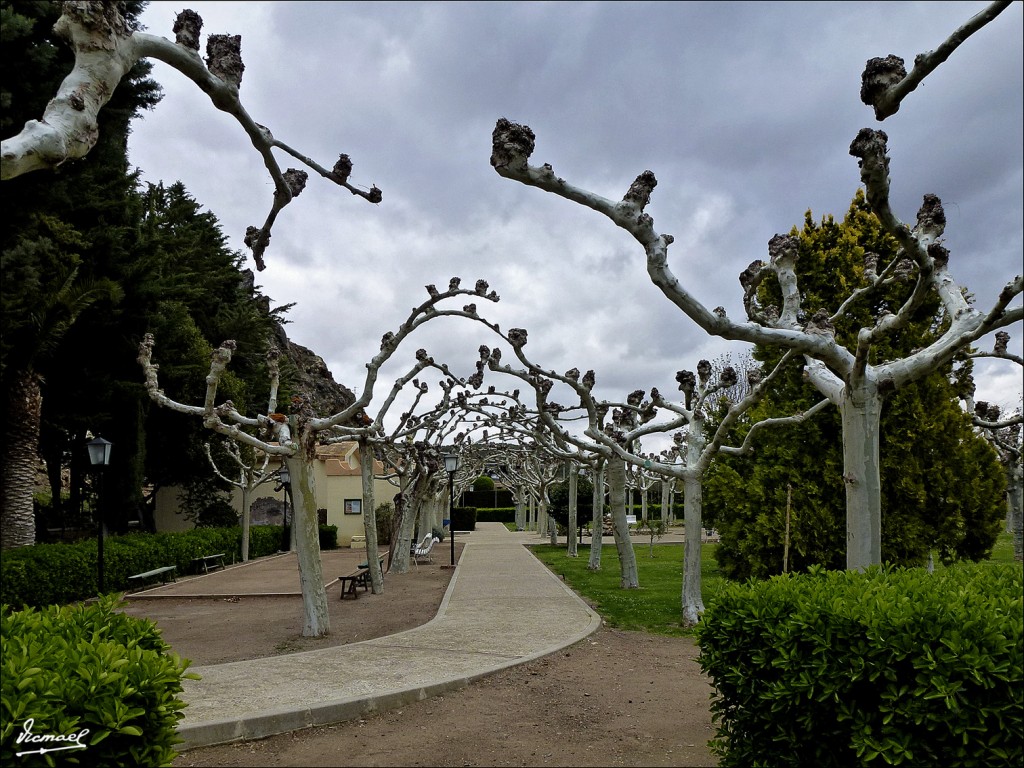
[127,565,176,590]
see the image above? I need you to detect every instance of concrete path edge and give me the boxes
[176,542,602,750]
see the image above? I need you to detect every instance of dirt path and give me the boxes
[120,544,718,766]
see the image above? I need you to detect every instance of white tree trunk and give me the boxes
[1006,458,1023,562]
[567,469,578,558]
[681,475,705,626]
[681,421,707,626]
[240,485,251,562]
[660,480,670,525]
[840,382,884,570]
[390,499,417,574]
[514,487,527,530]
[286,456,330,637]
[360,441,383,593]
[544,494,556,545]
[641,486,648,521]
[607,455,639,589]
[588,460,605,571]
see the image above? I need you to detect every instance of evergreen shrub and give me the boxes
[475,507,516,523]
[0,594,196,767]
[0,525,338,608]
[280,524,338,551]
[696,564,1023,767]
[451,506,477,531]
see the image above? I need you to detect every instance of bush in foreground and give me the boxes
[696,563,1023,766]
[1,594,196,767]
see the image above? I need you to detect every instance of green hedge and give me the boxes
[475,507,516,523]
[1,594,196,767]
[0,525,338,609]
[450,507,477,531]
[696,564,1024,767]
[460,489,514,509]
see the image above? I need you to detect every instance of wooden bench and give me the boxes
[338,555,385,600]
[192,552,226,574]
[338,567,371,599]
[127,565,176,590]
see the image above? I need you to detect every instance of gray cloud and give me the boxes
[129,1,1023,441]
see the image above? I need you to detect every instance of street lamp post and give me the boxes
[86,436,112,593]
[276,464,291,552]
[444,453,460,566]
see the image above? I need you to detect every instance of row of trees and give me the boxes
[488,2,1021,577]
[2,2,1020,635]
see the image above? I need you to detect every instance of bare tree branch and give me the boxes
[861,1,1013,120]
[1,2,380,270]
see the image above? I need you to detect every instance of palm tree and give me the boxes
[1,263,121,548]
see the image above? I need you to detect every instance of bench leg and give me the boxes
[338,578,359,600]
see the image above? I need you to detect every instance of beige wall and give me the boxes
[154,443,399,546]
[153,486,196,533]
[309,457,399,545]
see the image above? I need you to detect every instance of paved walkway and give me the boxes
[177,523,602,749]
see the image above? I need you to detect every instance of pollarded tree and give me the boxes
[1,2,380,270]
[489,2,1022,570]
[201,343,285,561]
[470,330,827,622]
[973,402,1023,561]
[138,280,499,635]
[704,194,1008,578]
[335,357,472,583]
[964,331,1024,561]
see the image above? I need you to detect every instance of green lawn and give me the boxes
[530,530,1018,637]
[530,540,725,637]
[987,529,1016,564]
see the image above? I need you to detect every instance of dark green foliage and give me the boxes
[317,524,338,550]
[0,525,337,607]
[2,0,160,537]
[178,480,239,528]
[2,0,288,535]
[705,193,1006,578]
[547,475,594,530]
[1,594,196,767]
[471,474,495,492]
[450,507,477,531]
[696,564,1024,767]
[475,507,516,523]
[460,488,514,509]
[374,502,395,544]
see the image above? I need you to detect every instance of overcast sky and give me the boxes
[128,1,1023,448]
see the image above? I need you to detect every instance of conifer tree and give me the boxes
[704,194,1005,578]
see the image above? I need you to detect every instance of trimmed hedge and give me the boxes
[0,524,338,609]
[460,489,514,509]
[696,563,1024,767]
[1,594,196,766]
[475,507,516,523]
[451,507,477,531]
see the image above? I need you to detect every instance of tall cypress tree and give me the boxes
[0,0,159,545]
[2,2,283,539]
